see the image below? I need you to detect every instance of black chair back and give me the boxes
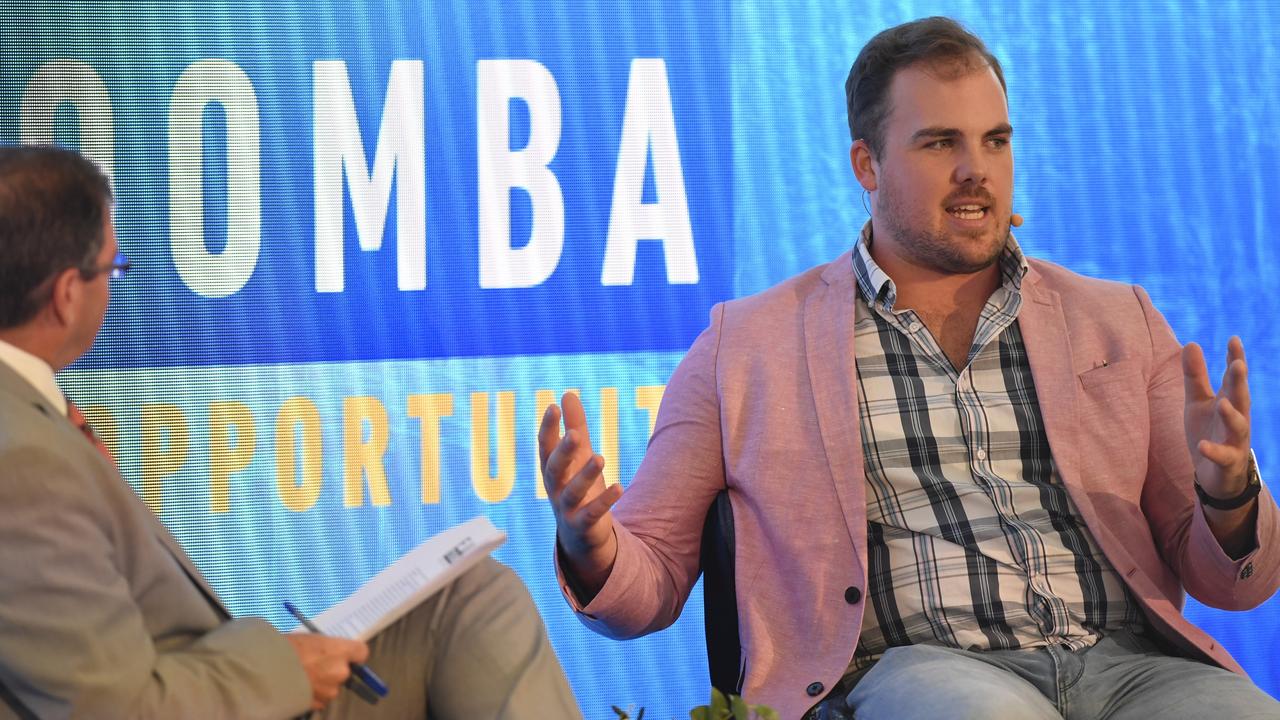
[700,489,743,696]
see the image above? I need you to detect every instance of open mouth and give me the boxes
[947,204,988,220]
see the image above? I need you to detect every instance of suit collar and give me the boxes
[0,339,65,416]
[807,251,866,556]
[0,356,58,420]
[819,249,856,288]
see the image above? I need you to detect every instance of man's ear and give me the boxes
[850,139,878,192]
[47,267,82,328]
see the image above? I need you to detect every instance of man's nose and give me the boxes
[952,143,989,185]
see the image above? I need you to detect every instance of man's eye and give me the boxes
[988,137,1010,149]
[926,139,952,149]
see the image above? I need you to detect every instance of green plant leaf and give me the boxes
[710,688,730,714]
[690,707,709,720]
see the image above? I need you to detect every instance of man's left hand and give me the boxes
[1182,336,1252,500]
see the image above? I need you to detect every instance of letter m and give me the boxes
[314,60,425,292]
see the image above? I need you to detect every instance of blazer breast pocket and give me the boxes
[1077,358,1143,391]
[1075,357,1151,483]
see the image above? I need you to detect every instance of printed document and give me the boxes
[294,516,507,640]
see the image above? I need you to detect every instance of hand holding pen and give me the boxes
[283,602,388,708]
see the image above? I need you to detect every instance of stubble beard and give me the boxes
[876,184,1009,275]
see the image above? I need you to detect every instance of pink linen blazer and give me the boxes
[562,251,1280,719]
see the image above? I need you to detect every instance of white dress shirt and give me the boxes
[0,338,67,416]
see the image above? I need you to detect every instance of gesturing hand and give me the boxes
[1182,337,1252,501]
[283,633,369,711]
[539,392,623,598]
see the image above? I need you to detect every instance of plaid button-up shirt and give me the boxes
[849,224,1144,673]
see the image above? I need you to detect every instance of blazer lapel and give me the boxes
[0,363,233,619]
[3,358,230,617]
[84,422,233,618]
[1019,269,1127,555]
[804,252,867,559]
[1019,273,1081,486]
[145,514,233,619]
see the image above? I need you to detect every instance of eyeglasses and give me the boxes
[85,251,131,280]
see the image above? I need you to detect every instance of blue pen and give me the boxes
[284,601,389,704]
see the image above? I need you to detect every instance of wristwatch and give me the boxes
[1195,452,1263,511]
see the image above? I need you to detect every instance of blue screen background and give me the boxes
[2,1,1277,716]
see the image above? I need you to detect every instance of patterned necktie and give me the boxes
[66,401,116,467]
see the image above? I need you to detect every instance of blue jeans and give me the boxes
[813,632,1279,720]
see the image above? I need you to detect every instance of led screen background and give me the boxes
[2,1,1277,716]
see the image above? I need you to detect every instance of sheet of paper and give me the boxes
[298,516,507,641]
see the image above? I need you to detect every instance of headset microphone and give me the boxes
[1010,213,1024,228]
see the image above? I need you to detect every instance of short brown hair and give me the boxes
[0,145,113,328]
[846,17,1007,158]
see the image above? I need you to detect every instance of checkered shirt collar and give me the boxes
[850,220,1031,312]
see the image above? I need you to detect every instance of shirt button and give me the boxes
[907,321,922,332]
[806,681,825,697]
[845,586,862,604]
[975,448,987,461]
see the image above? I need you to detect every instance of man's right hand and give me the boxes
[539,392,624,602]
[283,633,370,711]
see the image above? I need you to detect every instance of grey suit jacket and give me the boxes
[0,361,311,719]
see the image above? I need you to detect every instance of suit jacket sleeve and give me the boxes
[1135,285,1280,609]
[0,444,311,720]
[557,304,729,638]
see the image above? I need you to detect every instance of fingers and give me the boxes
[316,661,350,692]
[1198,438,1248,469]
[561,391,592,444]
[346,638,370,665]
[1221,338,1251,417]
[1196,396,1251,465]
[580,482,623,524]
[555,454,622,523]
[559,456,621,518]
[1186,338,1254,494]
[1186,338,1252,416]
[542,429,592,496]
[1227,359,1252,416]
[558,454,606,509]
[1216,396,1250,447]
[538,403,562,468]
[1226,335,1246,367]
[540,392,598,500]
[316,640,367,707]
[538,393,620,552]
[311,667,348,709]
[1182,342,1214,402]
[286,634,368,710]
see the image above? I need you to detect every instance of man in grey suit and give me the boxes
[0,146,583,719]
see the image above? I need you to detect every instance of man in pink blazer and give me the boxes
[541,17,1280,720]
